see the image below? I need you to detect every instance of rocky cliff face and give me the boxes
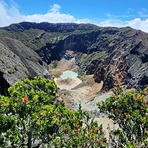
[0,22,148,92]
[91,30,148,90]
[0,36,47,95]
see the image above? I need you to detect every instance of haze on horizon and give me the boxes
[1,0,148,33]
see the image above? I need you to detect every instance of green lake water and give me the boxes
[60,70,78,79]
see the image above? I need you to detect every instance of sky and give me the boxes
[1,0,148,32]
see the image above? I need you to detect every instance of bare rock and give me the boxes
[0,38,47,94]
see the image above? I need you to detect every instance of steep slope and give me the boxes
[0,22,148,91]
[0,37,47,95]
[81,28,148,90]
[0,22,99,63]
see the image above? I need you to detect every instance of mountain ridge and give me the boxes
[2,22,99,33]
[0,22,148,94]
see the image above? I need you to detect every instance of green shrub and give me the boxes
[0,76,106,148]
[98,85,148,147]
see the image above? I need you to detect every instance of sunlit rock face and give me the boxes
[0,37,47,92]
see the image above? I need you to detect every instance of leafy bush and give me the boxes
[98,85,148,147]
[0,76,106,147]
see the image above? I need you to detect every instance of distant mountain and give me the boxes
[0,22,148,94]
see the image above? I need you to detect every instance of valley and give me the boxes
[1,22,147,93]
[0,22,148,147]
[0,22,147,131]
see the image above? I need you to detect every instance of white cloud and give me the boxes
[128,18,148,32]
[23,11,75,23]
[0,2,76,26]
[98,19,126,27]
[97,18,148,33]
[138,8,148,18]
[49,4,61,13]
[128,8,133,14]
[0,1,148,33]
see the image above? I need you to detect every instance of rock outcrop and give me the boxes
[92,30,148,90]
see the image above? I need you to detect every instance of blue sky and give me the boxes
[1,0,148,32]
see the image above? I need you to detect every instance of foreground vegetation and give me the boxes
[98,85,148,147]
[0,77,147,147]
[0,76,106,148]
